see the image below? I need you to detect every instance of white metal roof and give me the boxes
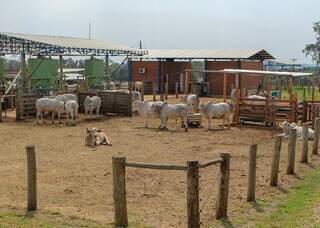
[2,32,133,51]
[187,69,314,77]
[130,49,274,60]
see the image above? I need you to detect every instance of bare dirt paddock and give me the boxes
[0,96,319,227]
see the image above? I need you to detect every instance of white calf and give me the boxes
[180,94,199,112]
[134,81,143,92]
[199,102,230,130]
[65,100,79,126]
[281,121,314,140]
[84,96,101,119]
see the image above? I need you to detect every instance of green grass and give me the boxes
[254,167,320,228]
[0,211,56,228]
[281,86,320,101]
[210,166,320,228]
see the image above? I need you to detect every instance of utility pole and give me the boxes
[139,40,142,49]
[290,58,297,72]
[89,22,92,40]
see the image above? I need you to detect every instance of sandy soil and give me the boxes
[0,95,319,227]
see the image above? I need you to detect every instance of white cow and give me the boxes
[36,98,65,124]
[199,101,230,130]
[246,95,266,106]
[151,102,188,131]
[131,91,141,102]
[65,100,79,126]
[56,93,77,104]
[84,96,101,119]
[180,94,199,112]
[134,81,143,92]
[281,121,314,140]
[132,100,163,128]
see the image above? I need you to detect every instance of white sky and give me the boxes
[1,0,319,63]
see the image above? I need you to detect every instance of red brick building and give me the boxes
[129,49,273,96]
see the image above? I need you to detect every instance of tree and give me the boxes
[303,22,320,72]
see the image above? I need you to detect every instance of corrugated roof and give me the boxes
[267,59,303,66]
[0,32,146,56]
[187,69,314,77]
[130,49,274,60]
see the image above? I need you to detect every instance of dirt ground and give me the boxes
[0,95,319,227]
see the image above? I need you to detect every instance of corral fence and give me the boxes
[233,89,304,126]
[18,118,320,227]
[112,154,230,228]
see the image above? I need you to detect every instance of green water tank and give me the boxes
[85,58,105,89]
[28,58,58,90]
[0,58,4,82]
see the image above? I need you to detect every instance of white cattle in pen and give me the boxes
[246,95,266,106]
[199,101,230,130]
[132,100,163,128]
[36,98,65,124]
[65,100,79,126]
[134,81,143,92]
[84,96,101,119]
[180,94,199,112]
[281,121,314,140]
[56,93,78,104]
[151,102,188,131]
[131,91,141,102]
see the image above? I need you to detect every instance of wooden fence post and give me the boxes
[141,83,144,101]
[187,161,200,228]
[165,74,169,100]
[287,128,297,174]
[16,94,21,121]
[112,157,128,227]
[26,145,37,210]
[313,118,320,155]
[0,95,2,122]
[152,82,156,101]
[270,135,282,186]
[175,82,179,98]
[216,153,230,219]
[300,123,309,163]
[247,144,257,202]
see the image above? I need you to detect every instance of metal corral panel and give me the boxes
[85,59,105,89]
[0,58,4,81]
[28,58,58,90]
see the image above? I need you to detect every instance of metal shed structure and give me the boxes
[129,49,275,96]
[0,32,146,92]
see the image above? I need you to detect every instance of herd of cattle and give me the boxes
[132,92,230,131]
[35,93,101,125]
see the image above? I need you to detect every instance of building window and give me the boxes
[138,67,146,74]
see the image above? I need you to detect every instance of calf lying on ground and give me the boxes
[85,127,112,147]
[281,121,314,140]
[199,101,230,130]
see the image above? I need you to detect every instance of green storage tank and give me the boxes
[0,58,4,82]
[85,58,105,89]
[28,58,58,91]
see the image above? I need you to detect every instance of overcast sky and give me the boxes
[1,0,319,63]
